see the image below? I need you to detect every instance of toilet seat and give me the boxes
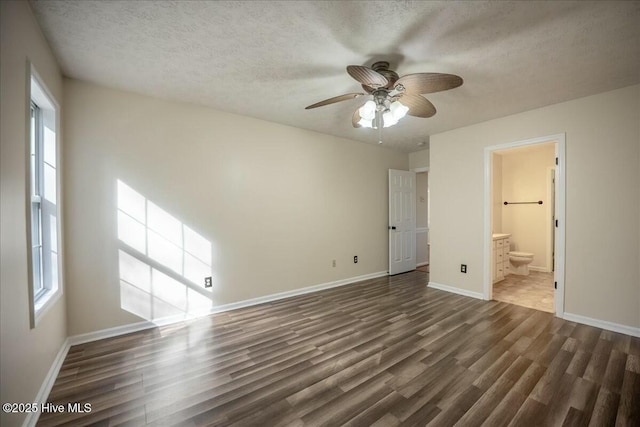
[509,251,533,259]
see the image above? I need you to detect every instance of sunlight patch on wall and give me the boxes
[117,180,214,322]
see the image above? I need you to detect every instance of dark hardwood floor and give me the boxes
[38,271,640,426]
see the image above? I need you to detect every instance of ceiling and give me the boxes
[30,1,640,152]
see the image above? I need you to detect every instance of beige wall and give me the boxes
[430,85,640,328]
[409,148,429,170]
[500,144,556,271]
[492,153,503,233]
[0,2,68,426]
[63,79,408,335]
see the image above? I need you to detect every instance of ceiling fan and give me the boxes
[305,61,463,135]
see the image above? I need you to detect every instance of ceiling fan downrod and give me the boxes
[372,89,389,131]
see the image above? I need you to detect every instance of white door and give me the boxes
[389,169,417,275]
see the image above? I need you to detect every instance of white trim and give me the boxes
[67,310,224,345]
[427,282,484,300]
[553,138,566,317]
[27,63,65,329]
[417,262,429,267]
[546,166,555,273]
[32,290,63,327]
[563,312,640,338]
[416,227,428,233]
[483,133,566,317]
[213,271,388,313]
[22,338,70,427]
[69,319,164,346]
[484,147,493,301]
[32,268,640,427]
[68,270,388,345]
[411,167,429,173]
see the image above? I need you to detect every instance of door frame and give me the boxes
[546,167,556,273]
[483,133,566,317]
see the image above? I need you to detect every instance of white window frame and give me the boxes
[27,65,63,327]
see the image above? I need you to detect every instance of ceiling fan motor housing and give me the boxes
[371,61,399,88]
[361,61,400,92]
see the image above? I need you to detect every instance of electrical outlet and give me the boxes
[332,260,336,267]
[354,256,358,264]
[204,277,212,288]
[460,264,467,273]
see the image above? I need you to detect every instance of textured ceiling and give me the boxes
[30,1,640,152]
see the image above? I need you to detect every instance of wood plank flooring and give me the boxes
[38,271,640,426]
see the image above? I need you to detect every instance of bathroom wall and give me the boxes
[416,172,429,265]
[492,153,503,233]
[501,143,556,271]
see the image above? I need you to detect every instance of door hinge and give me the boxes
[555,219,558,227]
[555,157,558,165]
[554,281,557,289]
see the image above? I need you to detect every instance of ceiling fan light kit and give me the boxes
[357,99,409,129]
[306,61,463,143]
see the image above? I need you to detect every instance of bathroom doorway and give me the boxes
[483,134,566,316]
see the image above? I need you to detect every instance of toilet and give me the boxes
[509,252,534,275]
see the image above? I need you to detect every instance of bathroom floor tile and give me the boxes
[493,271,554,313]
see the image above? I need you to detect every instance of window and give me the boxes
[28,70,62,325]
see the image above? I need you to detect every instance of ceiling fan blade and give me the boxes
[305,93,364,109]
[395,73,463,94]
[399,93,436,118]
[346,65,388,88]
[352,107,363,128]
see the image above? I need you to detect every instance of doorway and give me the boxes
[483,134,566,316]
[415,169,429,273]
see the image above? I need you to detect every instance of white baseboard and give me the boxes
[427,282,484,300]
[23,338,70,427]
[562,312,640,338]
[31,271,640,427]
[68,270,388,346]
[69,321,155,346]
[416,262,429,267]
[213,271,388,313]
[30,271,381,425]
